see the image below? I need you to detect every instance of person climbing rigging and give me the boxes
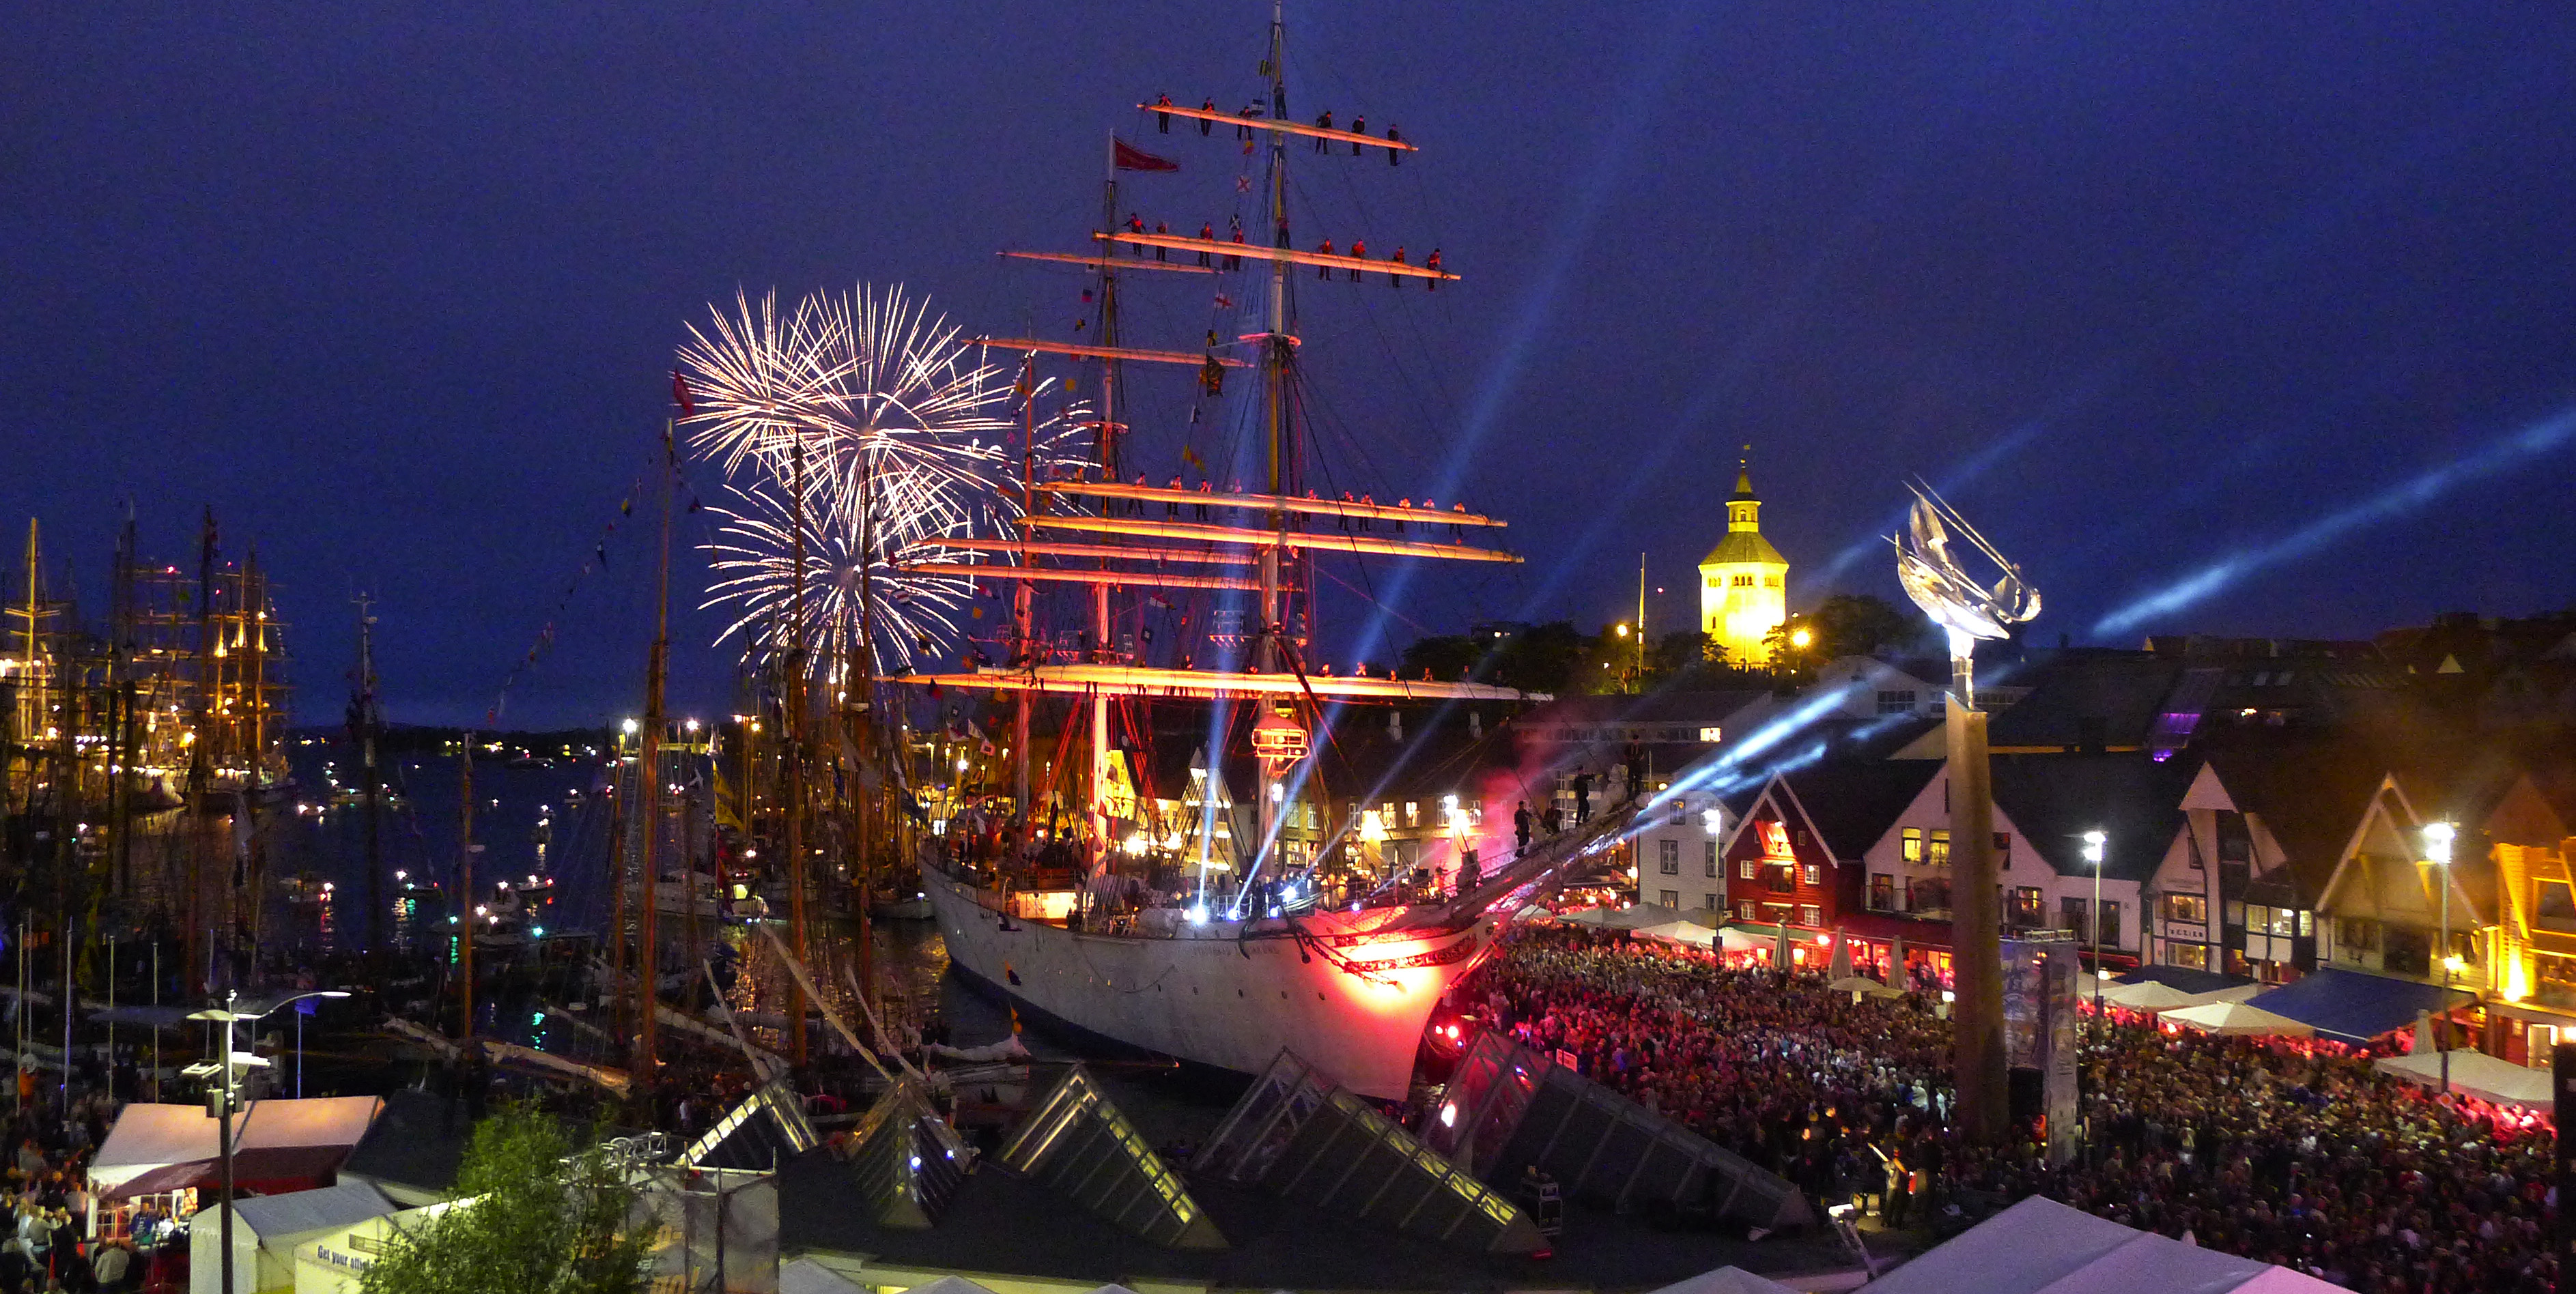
[1348,238,1365,281]
[1155,93,1172,133]
[1313,109,1333,150]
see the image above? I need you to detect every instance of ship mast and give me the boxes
[1255,0,1292,880]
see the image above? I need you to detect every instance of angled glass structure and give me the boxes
[1428,1033,1813,1231]
[1197,1050,1544,1255]
[998,1065,1226,1250]
[684,1074,820,1171]
[841,1077,976,1228]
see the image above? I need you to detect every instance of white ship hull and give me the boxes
[923,867,1489,1099]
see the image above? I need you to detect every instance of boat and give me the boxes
[896,10,1594,1100]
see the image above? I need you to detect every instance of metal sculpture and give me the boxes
[1893,482,2040,708]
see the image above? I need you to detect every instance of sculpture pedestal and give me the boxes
[1947,697,2009,1143]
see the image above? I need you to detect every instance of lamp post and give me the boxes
[2423,821,2456,1094]
[185,989,352,1294]
[2082,830,2107,1026]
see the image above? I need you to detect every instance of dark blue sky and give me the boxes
[7,4,2573,728]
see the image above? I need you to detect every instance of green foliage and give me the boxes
[1768,594,1928,679]
[1398,621,1589,695]
[356,1105,652,1294]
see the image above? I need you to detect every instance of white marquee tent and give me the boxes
[1860,1194,2343,1293]
[2374,1047,2554,1108]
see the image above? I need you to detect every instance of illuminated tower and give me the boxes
[1698,448,1789,666]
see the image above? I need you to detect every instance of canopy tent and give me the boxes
[1641,1266,1798,1294]
[2245,968,2476,1044]
[1634,920,1717,949]
[1717,927,1774,954]
[778,1259,873,1294]
[2160,1001,2315,1038]
[1861,1194,2342,1294]
[93,1097,384,1200]
[2121,964,2261,996]
[195,1181,398,1294]
[2373,1048,2554,1108]
[1826,975,1906,1000]
[2097,980,2205,1011]
[91,1103,239,1194]
[1559,906,1623,927]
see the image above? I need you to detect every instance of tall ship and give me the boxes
[882,8,1609,1099]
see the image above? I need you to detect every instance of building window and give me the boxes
[1801,861,1821,886]
[1870,874,1895,911]
[2245,904,2296,937]
[1765,575,1782,588]
[1908,876,1950,913]
[2163,893,2208,924]
[1698,726,1723,743]
[1800,904,1822,927]
[1877,689,1916,715]
[2061,896,2089,935]
[2097,901,2122,949]
[1660,889,1680,908]
[1703,893,1719,910]
[1703,842,1718,878]
[1738,901,1756,921]
[2165,941,2211,971]
[1658,839,1680,875]
[1404,802,1418,826]
[1740,857,1757,881]
[1927,829,1951,867]
[2009,887,2044,928]
[1901,828,1922,863]
[2337,917,2379,953]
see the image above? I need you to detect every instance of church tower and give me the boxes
[1698,448,1789,666]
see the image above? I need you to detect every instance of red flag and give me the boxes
[670,369,695,416]
[1113,138,1179,173]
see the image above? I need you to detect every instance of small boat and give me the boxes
[871,893,934,921]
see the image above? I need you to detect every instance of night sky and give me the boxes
[8,5,2574,729]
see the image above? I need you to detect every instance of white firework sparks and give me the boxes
[682,283,1088,674]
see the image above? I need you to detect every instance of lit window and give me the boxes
[1740,857,1757,880]
[1901,828,1922,863]
[1800,904,1821,927]
[1404,801,1418,826]
[1801,862,1820,886]
[1698,726,1722,743]
[1738,901,1756,921]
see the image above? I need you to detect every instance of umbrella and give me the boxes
[1634,921,1717,949]
[2098,979,2204,1011]
[2159,1001,2314,1037]
[1827,975,1906,1000]
[1828,928,1852,980]
[1774,920,1790,968]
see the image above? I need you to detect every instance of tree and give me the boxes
[1768,594,1927,679]
[1397,622,1589,695]
[357,1104,652,1294]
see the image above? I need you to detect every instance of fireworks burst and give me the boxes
[681,283,1087,674]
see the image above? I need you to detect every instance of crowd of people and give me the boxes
[1459,925,2556,1294]
[0,1091,149,1293]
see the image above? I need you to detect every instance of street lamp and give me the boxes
[2423,821,2456,1094]
[2082,830,2108,1024]
[185,990,352,1294]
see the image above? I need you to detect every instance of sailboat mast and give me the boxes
[635,422,675,1076]
[1255,0,1292,869]
[1015,358,1036,829]
[354,595,384,960]
[459,734,475,1039]
[783,442,810,1065]
[1090,134,1122,876]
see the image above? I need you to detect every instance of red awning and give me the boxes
[101,1146,352,1201]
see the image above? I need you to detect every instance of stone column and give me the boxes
[1947,696,2008,1142]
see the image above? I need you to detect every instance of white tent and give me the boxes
[1718,927,1774,954]
[2096,980,2204,1011]
[237,1094,383,1153]
[1618,903,1688,929]
[1827,975,1907,1000]
[1642,1265,1799,1294]
[91,1103,234,1194]
[1634,920,1717,949]
[1559,905,1623,927]
[2373,1047,2555,1108]
[192,1181,396,1294]
[779,1259,873,1294]
[2160,1001,2315,1038]
[1860,1194,2343,1293]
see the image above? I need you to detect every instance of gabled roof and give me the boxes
[1983,650,2185,749]
[998,1065,1225,1250]
[1989,753,2197,883]
[1772,760,1944,861]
